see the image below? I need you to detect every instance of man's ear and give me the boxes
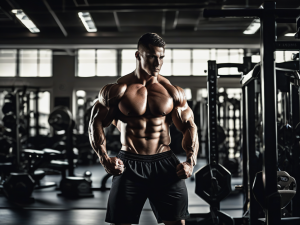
[135,51,141,60]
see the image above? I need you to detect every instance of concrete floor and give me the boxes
[0,156,244,225]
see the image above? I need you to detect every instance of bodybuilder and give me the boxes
[89,33,199,225]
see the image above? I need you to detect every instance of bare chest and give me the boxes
[118,83,173,117]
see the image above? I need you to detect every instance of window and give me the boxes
[173,49,191,76]
[28,91,51,136]
[38,91,50,135]
[159,49,172,76]
[39,50,52,77]
[121,49,136,76]
[96,50,117,76]
[184,88,192,100]
[251,51,299,64]
[77,49,117,77]
[284,51,298,62]
[77,50,96,77]
[229,49,243,74]
[251,55,260,63]
[75,48,246,77]
[193,49,210,75]
[0,50,17,77]
[20,49,52,77]
[217,49,230,75]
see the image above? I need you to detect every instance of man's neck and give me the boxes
[134,69,158,86]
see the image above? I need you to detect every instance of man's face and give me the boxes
[137,44,165,77]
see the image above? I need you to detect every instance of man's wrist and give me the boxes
[185,159,194,167]
[99,152,110,165]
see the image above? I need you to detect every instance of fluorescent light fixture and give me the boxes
[78,12,97,32]
[243,19,260,34]
[11,9,40,33]
[285,33,295,37]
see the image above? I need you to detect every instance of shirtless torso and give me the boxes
[89,72,198,177]
[89,43,198,181]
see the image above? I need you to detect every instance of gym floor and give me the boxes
[0,155,243,225]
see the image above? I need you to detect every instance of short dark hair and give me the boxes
[137,33,166,50]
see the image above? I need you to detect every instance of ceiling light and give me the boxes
[243,19,260,35]
[285,33,295,37]
[11,9,40,33]
[78,12,97,32]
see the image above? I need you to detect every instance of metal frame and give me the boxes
[207,60,219,165]
[290,83,300,216]
[204,2,300,224]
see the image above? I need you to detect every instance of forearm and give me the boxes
[88,122,110,165]
[182,125,199,166]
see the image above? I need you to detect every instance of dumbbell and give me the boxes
[59,170,93,198]
[3,173,35,202]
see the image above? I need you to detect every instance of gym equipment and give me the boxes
[48,106,75,176]
[2,93,17,114]
[253,171,297,210]
[3,173,35,203]
[48,106,73,131]
[187,61,234,225]
[48,107,96,198]
[0,136,12,155]
[59,170,94,198]
[204,2,300,224]
[195,162,232,205]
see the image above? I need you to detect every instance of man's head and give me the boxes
[136,33,166,77]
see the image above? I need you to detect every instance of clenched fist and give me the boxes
[102,157,125,175]
[176,162,194,179]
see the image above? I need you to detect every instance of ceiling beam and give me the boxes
[194,10,203,31]
[5,0,19,8]
[84,0,89,6]
[0,6,13,20]
[73,0,89,7]
[113,11,121,32]
[42,0,68,37]
[15,4,206,13]
[173,11,179,29]
[162,11,166,35]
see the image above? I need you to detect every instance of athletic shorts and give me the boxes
[105,150,190,224]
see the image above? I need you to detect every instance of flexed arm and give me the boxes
[88,83,127,174]
[171,86,199,179]
[88,101,112,164]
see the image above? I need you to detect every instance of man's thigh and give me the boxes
[149,179,189,223]
[105,174,148,224]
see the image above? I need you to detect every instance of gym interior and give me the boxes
[0,0,300,224]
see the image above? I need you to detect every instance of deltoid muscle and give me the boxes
[98,83,127,107]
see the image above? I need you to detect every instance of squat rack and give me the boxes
[204,1,300,224]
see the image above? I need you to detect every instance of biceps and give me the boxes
[89,101,116,129]
[171,105,196,133]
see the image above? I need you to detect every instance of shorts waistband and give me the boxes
[116,150,174,162]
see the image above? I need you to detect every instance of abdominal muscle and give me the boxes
[119,115,172,155]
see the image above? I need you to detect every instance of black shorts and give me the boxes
[105,150,190,224]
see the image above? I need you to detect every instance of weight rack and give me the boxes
[204,2,300,224]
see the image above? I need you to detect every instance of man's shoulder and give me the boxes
[116,73,134,85]
[99,82,127,107]
[158,75,186,107]
[158,74,171,85]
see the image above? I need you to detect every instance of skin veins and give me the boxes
[89,44,199,179]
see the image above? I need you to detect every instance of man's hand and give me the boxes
[102,157,125,175]
[176,162,194,179]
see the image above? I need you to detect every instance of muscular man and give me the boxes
[89,33,199,225]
